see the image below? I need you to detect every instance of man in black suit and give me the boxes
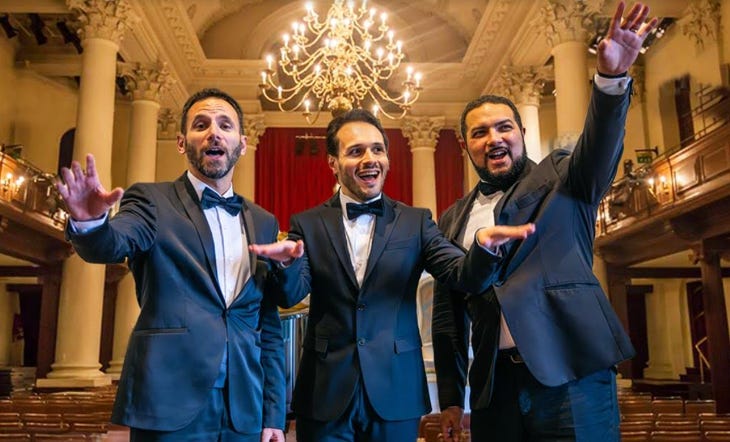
[56,88,301,441]
[253,109,534,442]
[432,2,658,441]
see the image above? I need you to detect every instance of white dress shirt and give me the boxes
[339,192,379,287]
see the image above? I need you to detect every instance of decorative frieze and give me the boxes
[682,0,720,51]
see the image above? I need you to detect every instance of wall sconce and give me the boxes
[659,175,668,191]
[1,172,26,199]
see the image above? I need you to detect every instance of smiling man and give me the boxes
[432,2,658,441]
[56,88,302,441]
[251,108,535,442]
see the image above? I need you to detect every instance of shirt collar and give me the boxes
[187,171,235,200]
[338,191,383,216]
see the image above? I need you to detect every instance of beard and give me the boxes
[185,141,242,180]
[471,150,528,191]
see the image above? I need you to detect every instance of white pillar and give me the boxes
[39,0,135,388]
[233,114,265,201]
[537,0,602,150]
[106,62,172,378]
[0,284,13,366]
[402,116,445,217]
[496,65,551,161]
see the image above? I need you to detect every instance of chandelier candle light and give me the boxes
[259,0,423,123]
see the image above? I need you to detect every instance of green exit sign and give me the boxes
[636,153,652,164]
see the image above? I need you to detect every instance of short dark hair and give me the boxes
[180,88,244,135]
[460,95,523,141]
[326,109,389,157]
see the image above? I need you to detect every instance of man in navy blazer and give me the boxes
[57,89,301,441]
[253,109,534,442]
[433,3,658,441]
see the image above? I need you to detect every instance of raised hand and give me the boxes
[55,154,124,221]
[597,1,658,76]
[476,223,536,250]
[249,239,305,264]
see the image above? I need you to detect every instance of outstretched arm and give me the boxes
[55,154,124,221]
[249,239,304,264]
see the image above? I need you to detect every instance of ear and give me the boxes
[327,155,338,178]
[240,135,248,156]
[176,133,185,154]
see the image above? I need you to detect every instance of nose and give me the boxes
[485,128,503,148]
[206,123,222,140]
[362,147,376,162]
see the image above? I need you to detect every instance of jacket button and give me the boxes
[357,338,365,346]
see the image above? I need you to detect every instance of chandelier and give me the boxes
[259,0,423,123]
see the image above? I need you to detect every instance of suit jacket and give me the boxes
[283,193,500,422]
[67,174,300,432]
[433,85,636,412]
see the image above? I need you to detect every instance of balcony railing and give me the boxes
[0,150,67,229]
[596,86,730,238]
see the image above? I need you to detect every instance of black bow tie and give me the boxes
[478,181,501,196]
[346,199,384,220]
[200,187,243,216]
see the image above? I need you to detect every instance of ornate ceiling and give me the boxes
[1,0,691,124]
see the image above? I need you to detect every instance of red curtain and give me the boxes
[255,127,413,231]
[435,129,465,218]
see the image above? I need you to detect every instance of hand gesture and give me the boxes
[476,223,536,250]
[440,406,464,442]
[597,2,658,76]
[250,239,305,264]
[55,154,124,221]
[260,427,285,441]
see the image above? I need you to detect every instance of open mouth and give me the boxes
[205,147,225,158]
[357,169,380,185]
[487,147,509,160]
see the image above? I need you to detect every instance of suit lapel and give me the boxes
[362,195,398,285]
[320,194,359,289]
[446,187,479,242]
[240,198,257,279]
[175,175,226,307]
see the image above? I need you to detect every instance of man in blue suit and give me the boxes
[56,88,302,441]
[253,109,534,442]
[432,3,658,441]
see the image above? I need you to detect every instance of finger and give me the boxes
[622,2,642,30]
[637,16,659,38]
[293,240,305,257]
[54,177,69,200]
[70,160,85,184]
[85,154,97,179]
[102,187,124,206]
[59,166,75,189]
[607,0,626,38]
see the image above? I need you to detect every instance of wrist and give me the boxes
[597,71,627,79]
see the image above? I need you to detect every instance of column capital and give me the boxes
[402,116,446,151]
[244,114,266,150]
[494,65,552,106]
[534,0,604,47]
[67,0,137,44]
[157,108,179,140]
[682,0,720,51]
[121,62,174,103]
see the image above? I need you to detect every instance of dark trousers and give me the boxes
[295,379,420,442]
[130,387,260,442]
[471,350,619,442]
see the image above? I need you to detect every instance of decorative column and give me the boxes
[122,61,173,185]
[402,116,445,217]
[537,0,602,150]
[106,62,172,378]
[496,65,552,161]
[39,0,136,387]
[156,108,186,182]
[233,114,265,201]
